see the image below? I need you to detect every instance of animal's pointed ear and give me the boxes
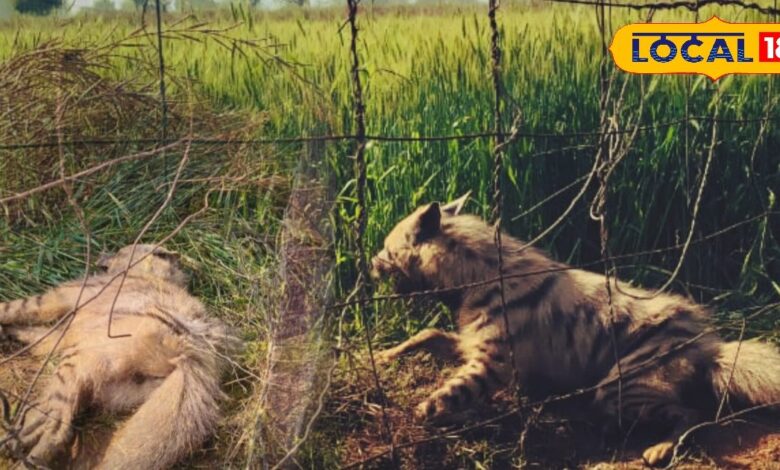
[96,251,114,269]
[153,247,181,262]
[441,191,471,217]
[414,202,441,244]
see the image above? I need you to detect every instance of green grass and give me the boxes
[0,2,778,467]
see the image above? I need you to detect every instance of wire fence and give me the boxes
[0,0,778,468]
[330,0,778,466]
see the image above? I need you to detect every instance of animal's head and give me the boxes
[98,244,188,286]
[371,192,470,293]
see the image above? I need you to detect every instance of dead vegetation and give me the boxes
[0,38,276,225]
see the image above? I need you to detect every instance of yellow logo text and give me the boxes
[609,16,780,80]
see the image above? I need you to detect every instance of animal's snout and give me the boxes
[370,249,393,280]
[370,255,384,280]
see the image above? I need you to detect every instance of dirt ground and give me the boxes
[2,344,779,469]
[325,353,780,469]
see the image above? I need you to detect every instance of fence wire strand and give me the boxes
[2,114,780,152]
[487,0,527,428]
[346,0,398,463]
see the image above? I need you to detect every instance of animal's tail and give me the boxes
[710,340,780,411]
[96,351,224,470]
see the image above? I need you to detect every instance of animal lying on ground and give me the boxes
[0,244,239,469]
[370,193,780,467]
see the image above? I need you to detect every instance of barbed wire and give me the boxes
[153,0,168,178]
[346,0,398,464]
[548,0,780,16]
[1,114,780,151]
[487,0,528,441]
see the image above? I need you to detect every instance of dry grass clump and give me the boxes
[0,39,274,225]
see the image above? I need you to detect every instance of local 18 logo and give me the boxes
[610,16,780,80]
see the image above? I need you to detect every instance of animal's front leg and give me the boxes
[13,356,95,465]
[375,328,460,364]
[0,282,88,326]
[415,350,511,422]
[0,294,50,325]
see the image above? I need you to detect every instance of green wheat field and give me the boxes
[0,2,778,467]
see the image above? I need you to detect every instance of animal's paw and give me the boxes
[414,397,445,423]
[372,348,398,366]
[642,441,674,467]
[414,399,477,427]
[13,403,73,465]
[413,388,459,423]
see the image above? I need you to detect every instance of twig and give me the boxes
[105,134,193,339]
[0,141,182,205]
[715,318,746,422]
[666,399,780,469]
[620,90,721,300]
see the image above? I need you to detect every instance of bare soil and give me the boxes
[2,344,779,469]
[324,352,780,469]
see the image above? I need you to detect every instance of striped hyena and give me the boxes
[0,244,239,469]
[371,193,780,466]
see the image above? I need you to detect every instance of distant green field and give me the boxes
[0,3,778,465]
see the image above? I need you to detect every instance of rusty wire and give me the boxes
[346,0,397,463]
[154,0,168,165]
[548,0,780,15]
[487,0,527,426]
[2,114,780,152]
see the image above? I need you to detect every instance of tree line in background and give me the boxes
[12,0,63,15]
[2,0,473,16]
[8,0,221,15]
[5,0,292,16]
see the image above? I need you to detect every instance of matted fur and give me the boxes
[0,244,240,469]
[371,194,780,466]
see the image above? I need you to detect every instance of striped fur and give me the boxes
[0,245,239,469]
[371,194,780,467]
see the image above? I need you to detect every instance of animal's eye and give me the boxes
[153,251,179,262]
